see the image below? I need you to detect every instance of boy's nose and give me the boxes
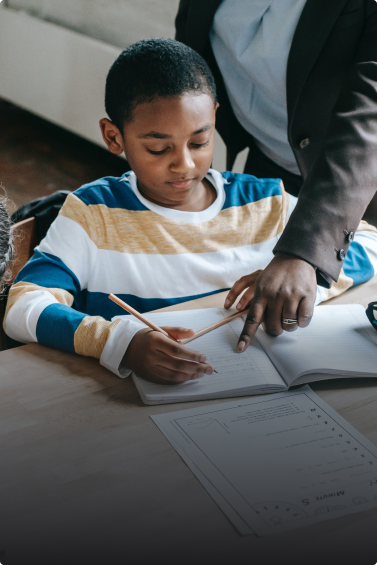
[170,147,195,173]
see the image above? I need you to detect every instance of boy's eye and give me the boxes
[147,148,169,155]
[146,140,210,155]
[192,141,210,149]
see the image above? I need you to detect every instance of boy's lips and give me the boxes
[167,178,195,189]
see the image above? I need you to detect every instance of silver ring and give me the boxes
[281,317,298,325]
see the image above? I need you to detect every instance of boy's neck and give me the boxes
[136,177,217,212]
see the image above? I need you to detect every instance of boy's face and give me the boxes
[100,93,217,208]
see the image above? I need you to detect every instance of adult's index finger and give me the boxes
[237,300,266,352]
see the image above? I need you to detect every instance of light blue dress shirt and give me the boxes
[210,0,307,175]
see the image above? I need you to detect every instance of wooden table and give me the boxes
[1,278,377,565]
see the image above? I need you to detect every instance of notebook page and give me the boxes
[255,304,377,387]
[114,309,286,403]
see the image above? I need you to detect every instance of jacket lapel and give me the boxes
[185,0,222,54]
[287,0,348,123]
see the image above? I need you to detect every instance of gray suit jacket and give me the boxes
[176,0,377,285]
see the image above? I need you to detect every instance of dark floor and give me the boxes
[0,98,129,214]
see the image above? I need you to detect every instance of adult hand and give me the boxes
[122,327,214,384]
[224,253,317,351]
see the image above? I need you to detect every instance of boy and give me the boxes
[4,39,377,385]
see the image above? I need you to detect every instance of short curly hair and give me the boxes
[105,38,217,129]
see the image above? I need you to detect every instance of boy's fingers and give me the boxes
[156,353,213,375]
[152,367,207,385]
[156,335,209,364]
[237,299,266,351]
[161,326,196,339]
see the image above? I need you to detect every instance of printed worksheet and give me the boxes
[152,387,377,536]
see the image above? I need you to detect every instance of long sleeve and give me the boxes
[275,2,377,283]
[315,222,377,304]
[283,196,377,304]
[177,0,377,286]
[4,193,143,376]
[5,173,377,373]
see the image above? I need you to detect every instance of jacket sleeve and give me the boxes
[284,195,377,303]
[4,194,143,377]
[315,221,377,304]
[275,2,377,285]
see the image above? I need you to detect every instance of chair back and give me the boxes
[0,217,37,350]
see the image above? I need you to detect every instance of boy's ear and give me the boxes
[99,118,125,155]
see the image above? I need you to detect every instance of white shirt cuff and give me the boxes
[100,318,144,377]
[315,285,328,306]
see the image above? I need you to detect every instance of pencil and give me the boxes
[108,293,218,373]
[109,293,181,342]
[181,307,249,344]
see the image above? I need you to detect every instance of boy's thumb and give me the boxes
[162,326,196,339]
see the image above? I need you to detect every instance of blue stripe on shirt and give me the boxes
[343,241,374,285]
[74,175,149,211]
[221,172,282,210]
[15,250,81,295]
[36,303,86,353]
[74,172,282,212]
[77,288,229,321]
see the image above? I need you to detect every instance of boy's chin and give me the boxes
[167,178,196,191]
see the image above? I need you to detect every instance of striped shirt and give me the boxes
[5,169,377,376]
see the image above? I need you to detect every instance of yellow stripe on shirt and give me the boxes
[321,269,353,302]
[357,220,377,234]
[60,193,289,255]
[74,316,121,359]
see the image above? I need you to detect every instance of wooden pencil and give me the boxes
[108,293,219,373]
[109,293,181,342]
[181,307,249,344]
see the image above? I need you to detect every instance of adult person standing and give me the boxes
[175,0,377,351]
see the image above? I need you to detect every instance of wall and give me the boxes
[7,0,179,47]
[0,2,248,172]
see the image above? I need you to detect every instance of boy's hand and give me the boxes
[122,327,214,384]
[224,253,317,351]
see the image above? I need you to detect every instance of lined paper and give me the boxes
[123,309,285,404]
[115,304,377,404]
[255,304,377,387]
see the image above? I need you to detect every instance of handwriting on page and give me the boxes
[134,309,285,400]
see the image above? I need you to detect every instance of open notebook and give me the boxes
[117,304,377,405]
